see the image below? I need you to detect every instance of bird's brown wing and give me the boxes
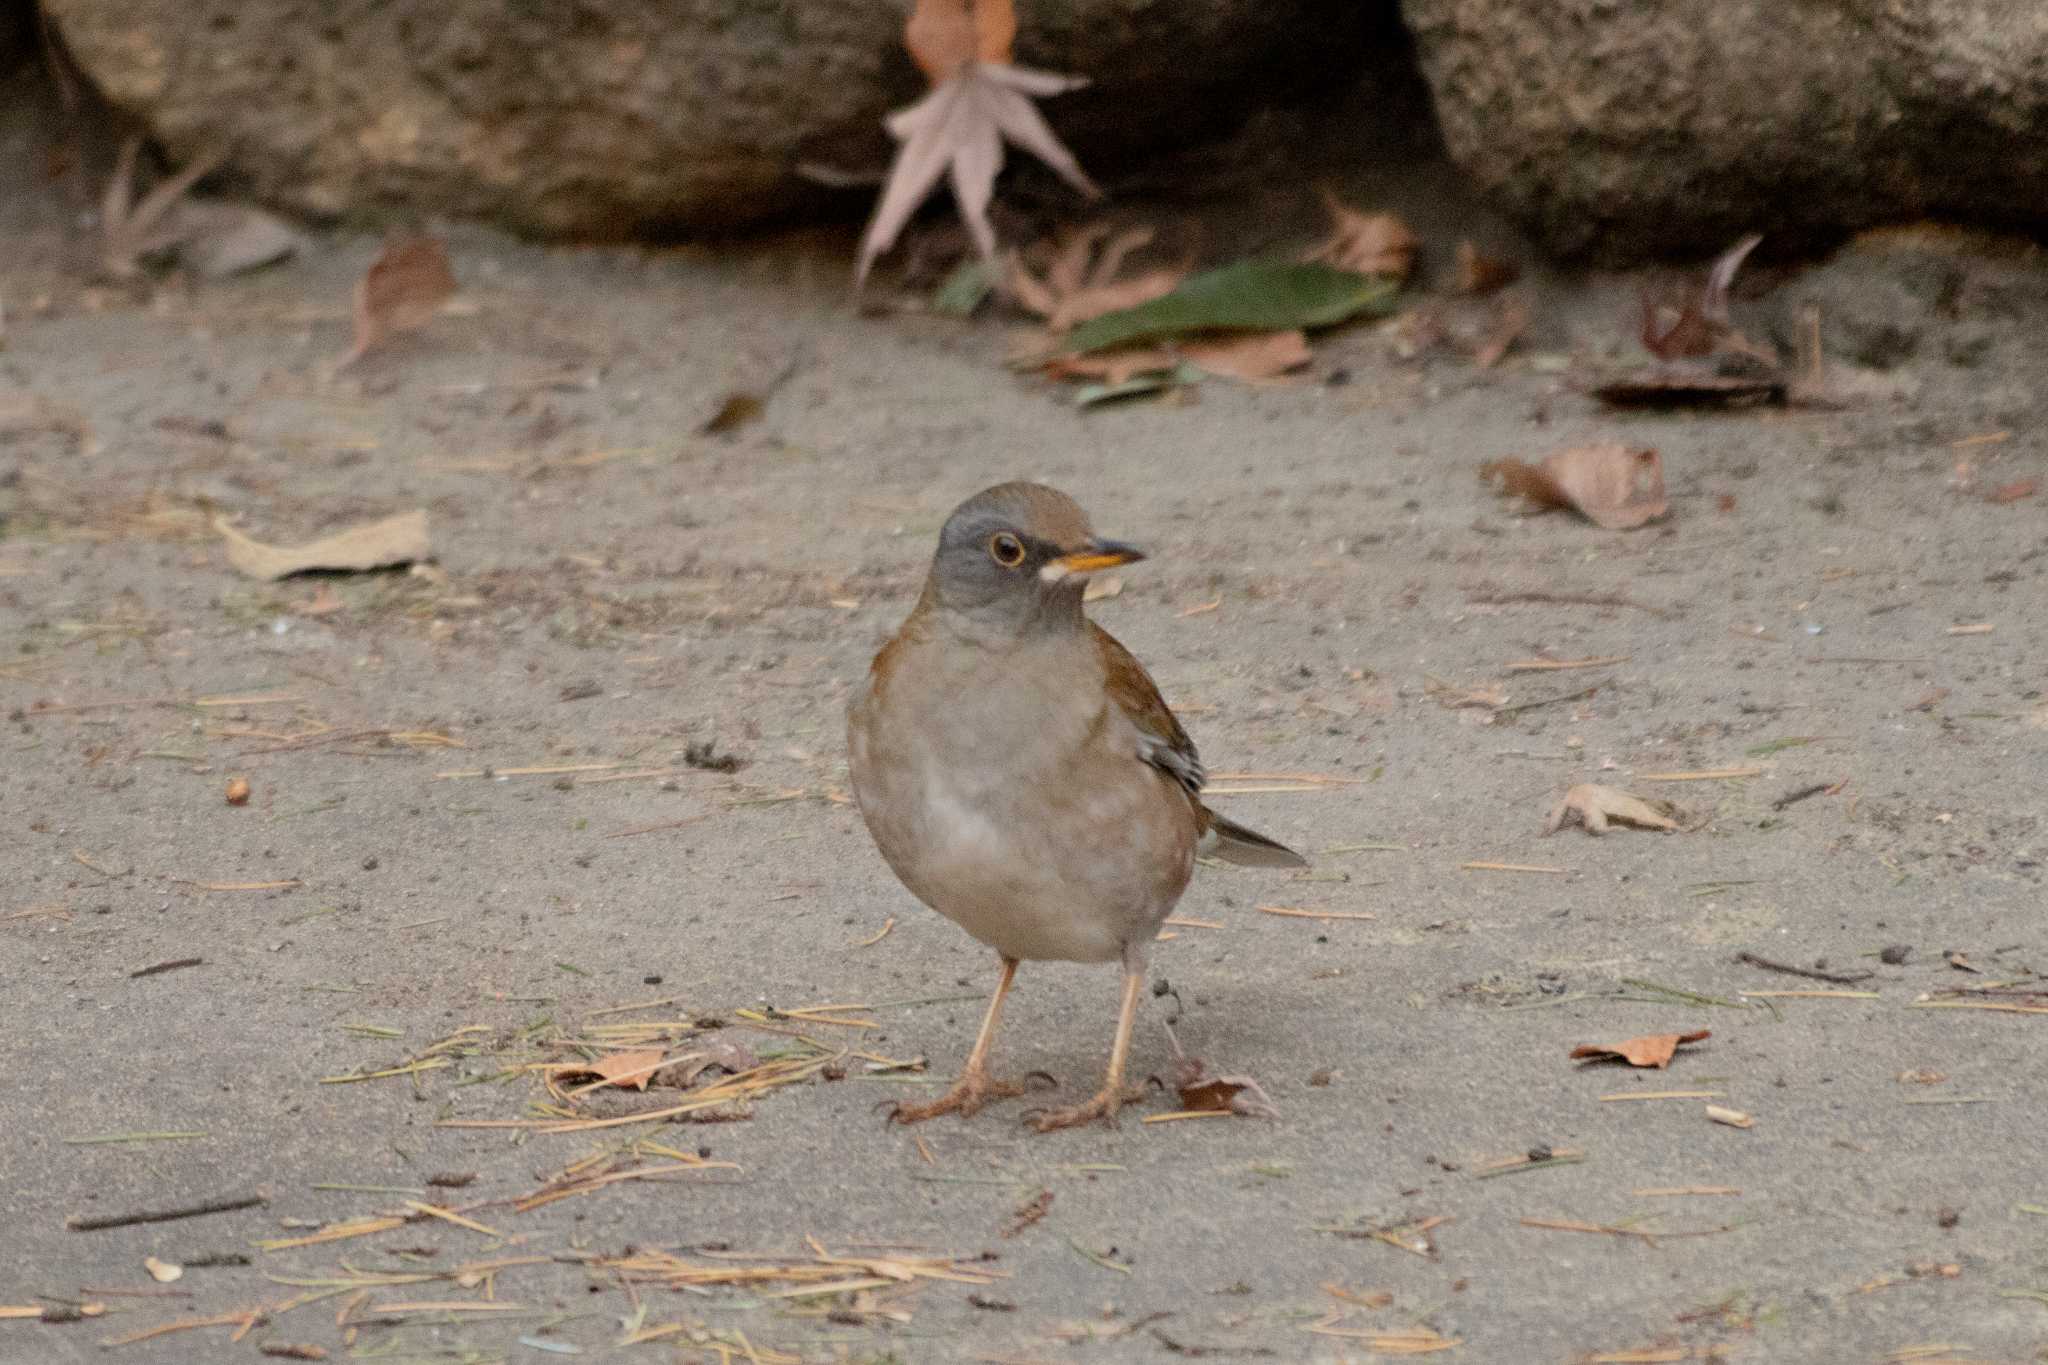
[1090,621,1308,870]
[1091,622,1203,795]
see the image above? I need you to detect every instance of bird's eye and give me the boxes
[988,532,1026,567]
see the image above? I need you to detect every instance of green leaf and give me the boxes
[1074,362,1203,408]
[930,259,994,317]
[1062,261,1398,355]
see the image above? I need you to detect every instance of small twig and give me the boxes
[1497,685,1600,716]
[1734,952,1872,985]
[1770,783,1832,812]
[68,1194,266,1232]
[1470,589,1674,619]
[1473,1149,1585,1179]
[129,958,204,979]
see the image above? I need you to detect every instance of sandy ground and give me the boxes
[4,85,2048,1365]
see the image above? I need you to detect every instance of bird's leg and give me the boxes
[888,957,1026,1123]
[1028,958,1147,1132]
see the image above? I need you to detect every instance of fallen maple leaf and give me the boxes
[1480,443,1668,530]
[1010,224,1186,333]
[1569,1029,1710,1069]
[582,1048,666,1092]
[99,135,228,281]
[341,235,455,368]
[1544,784,1678,835]
[1304,190,1418,281]
[856,0,1098,287]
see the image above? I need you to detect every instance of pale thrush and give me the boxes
[847,482,1304,1131]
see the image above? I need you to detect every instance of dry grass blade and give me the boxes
[99,1307,264,1347]
[598,1241,1002,1292]
[1303,1318,1460,1353]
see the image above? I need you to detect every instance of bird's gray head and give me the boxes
[920,482,1145,640]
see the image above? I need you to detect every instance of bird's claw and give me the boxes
[884,1072,1026,1125]
[1022,1084,1147,1133]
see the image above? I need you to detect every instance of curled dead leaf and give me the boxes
[1569,1029,1710,1069]
[225,776,251,807]
[215,510,432,581]
[1304,191,1418,282]
[1481,443,1668,531]
[1544,784,1678,836]
[1640,233,1763,361]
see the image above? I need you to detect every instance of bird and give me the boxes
[847,482,1305,1131]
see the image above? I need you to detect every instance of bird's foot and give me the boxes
[886,1070,1029,1124]
[1025,1083,1146,1133]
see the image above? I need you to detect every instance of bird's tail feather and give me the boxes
[1200,807,1309,869]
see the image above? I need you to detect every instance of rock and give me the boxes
[1,0,32,73]
[41,0,1376,239]
[1401,0,2048,262]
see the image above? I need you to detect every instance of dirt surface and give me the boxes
[5,92,2048,1365]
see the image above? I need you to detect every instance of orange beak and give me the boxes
[1039,539,1147,583]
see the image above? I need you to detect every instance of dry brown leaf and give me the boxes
[1043,345,1177,385]
[1990,478,2038,503]
[1454,240,1519,295]
[1569,1029,1710,1069]
[341,235,455,368]
[215,510,432,581]
[1011,225,1185,332]
[1180,329,1313,382]
[856,0,1096,287]
[1166,1025,1278,1118]
[584,1048,667,1092]
[1305,191,1418,281]
[1640,233,1763,361]
[1481,443,1668,530]
[1544,783,1678,835]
